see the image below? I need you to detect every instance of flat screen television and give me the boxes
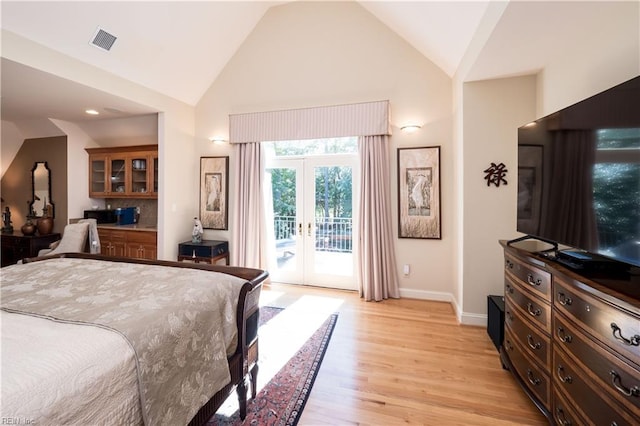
[517,75,640,268]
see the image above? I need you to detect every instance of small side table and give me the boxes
[177,239,229,265]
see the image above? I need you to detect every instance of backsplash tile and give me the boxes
[106,198,157,226]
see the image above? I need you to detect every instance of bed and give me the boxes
[1,252,267,425]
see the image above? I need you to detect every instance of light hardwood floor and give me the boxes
[261,282,547,426]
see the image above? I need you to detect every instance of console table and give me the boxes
[499,240,639,425]
[177,239,229,265]
[1,232,61,267]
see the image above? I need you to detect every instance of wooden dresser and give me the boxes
[1,232,61,267]
[500,240,639,425]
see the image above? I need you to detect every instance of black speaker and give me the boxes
[487,295,505,352]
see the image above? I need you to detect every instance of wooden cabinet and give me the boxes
[125,230,157,260]
[86,145,158,198]
[1,232,61,267]
[500,241,640,425]
[98,228,156,260]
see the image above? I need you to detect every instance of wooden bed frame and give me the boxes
[23,252,268,425]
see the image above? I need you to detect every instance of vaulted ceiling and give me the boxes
[0,1,631,124]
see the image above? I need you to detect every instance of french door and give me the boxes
[266,155,358,289]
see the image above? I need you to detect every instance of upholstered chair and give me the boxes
[37,222,90,257]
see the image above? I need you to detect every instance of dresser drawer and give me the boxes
[553,312,640,417]
[505,276,552,334]
[504,327,551,410]
[554,277,640,364]
[552,385,585,426]
[505,253,551,302]
[505,298,551,368]
[553,346,637,425]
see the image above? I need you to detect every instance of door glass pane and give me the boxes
[91,159,105,193]
[153,157,159,193]
[110,159,125,193]
[270,167,298,272]
[313,165,353,276]
[130,157,148,194]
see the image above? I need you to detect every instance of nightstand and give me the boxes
[177,239,229,265]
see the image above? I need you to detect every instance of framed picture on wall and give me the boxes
[397,146,441,239]
[199,156,229,230]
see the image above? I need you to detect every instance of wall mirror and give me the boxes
[29,162,54,218]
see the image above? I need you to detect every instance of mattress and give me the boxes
[1,311,142,425]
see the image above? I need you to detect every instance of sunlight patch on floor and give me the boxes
[216,295,344,417]
[257,295,343,387]
[258,290,285,307]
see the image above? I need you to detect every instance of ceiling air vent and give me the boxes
[90,27,117,52]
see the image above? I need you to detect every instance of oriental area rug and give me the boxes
[207,306,338,426]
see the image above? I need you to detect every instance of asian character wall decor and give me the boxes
[199,156,229,230]
[397,146,441,239]
[484,162,508,187]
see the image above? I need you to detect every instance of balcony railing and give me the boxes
[273,215,353,253]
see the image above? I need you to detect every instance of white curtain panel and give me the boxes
[230,142,266,269]
[358,135,399,301]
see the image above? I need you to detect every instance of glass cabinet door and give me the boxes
[129,156,148,194]
[90,157,107,194]
[153,156,159,194]
[110,158,126,194]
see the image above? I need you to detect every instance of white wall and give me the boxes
[456,0,639,324]
[1,30,197,260]
[48,119,102,220]
[461,76,537,324]
[1,121,24,178]
[195,1,456,297]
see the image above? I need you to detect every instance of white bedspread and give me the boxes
[1,258,248,425]
[1,311,142,425]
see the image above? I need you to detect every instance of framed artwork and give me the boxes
[397,146,441,239]
[200,156,229,230]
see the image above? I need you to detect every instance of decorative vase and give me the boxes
[37,216,54,235]
[21,218,36,236]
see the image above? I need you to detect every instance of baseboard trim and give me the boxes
[398,288,453,302]
[460,312,487,327]
[398,288,487,326]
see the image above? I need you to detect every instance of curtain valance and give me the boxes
[229,100,391,143]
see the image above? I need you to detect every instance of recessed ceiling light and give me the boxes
[85,109,100,115]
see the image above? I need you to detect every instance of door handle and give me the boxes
[298,223,302,236]
[307,223,312,237]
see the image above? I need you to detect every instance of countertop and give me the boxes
[97,223,157,232]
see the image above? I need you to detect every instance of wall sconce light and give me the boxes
[400,124,421,133]
[208,137,227,144]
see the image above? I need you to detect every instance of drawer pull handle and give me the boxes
[505,283,514,294]
[610,370,640,397]
[527,273,541,287]
[557,327,573,343]
[505,259,514,269]
[555,407,572,426]
[557,292,572,306]
[527,334,541,350]
[526,303,541,317]
[526,369,541,386]
[610,323,640,346]
[557,365,573,384]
